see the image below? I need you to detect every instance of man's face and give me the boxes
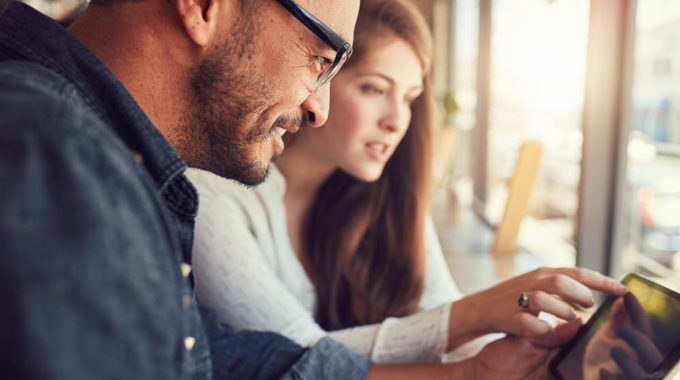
[184,0,359,186]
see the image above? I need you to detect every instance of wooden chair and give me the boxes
[492,141,543,255]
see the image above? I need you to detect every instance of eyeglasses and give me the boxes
[276,0,353,90]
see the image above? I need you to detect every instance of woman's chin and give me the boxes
[346,167,384,183]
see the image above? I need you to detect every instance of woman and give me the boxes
[187,0,626,364]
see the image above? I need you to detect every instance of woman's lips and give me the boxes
[365,141,390,161]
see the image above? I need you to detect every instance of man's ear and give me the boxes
[176,0,220,47]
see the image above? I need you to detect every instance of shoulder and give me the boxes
[188,166,288,268]
[0,61,160,229]
[186,167,251,200]
[421,215,464,305]
[186,168,256,220]
[423,215,445,257]
[0,62,177,288]
[187,164,285,199]
[0,60,144,188]
[0,60,106,142]
[187,165,286,223]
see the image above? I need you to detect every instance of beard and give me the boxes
[182,15,303,186]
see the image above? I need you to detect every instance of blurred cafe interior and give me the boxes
[416,0,680,296]
[8,0,679,294]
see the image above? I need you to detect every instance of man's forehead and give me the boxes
[296,0,360,44]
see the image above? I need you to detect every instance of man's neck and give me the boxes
[68,2,194,152]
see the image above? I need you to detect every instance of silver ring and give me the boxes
[518,292,530,309]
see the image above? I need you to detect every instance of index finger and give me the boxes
[553,268,627,296]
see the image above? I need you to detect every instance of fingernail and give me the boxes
[616,283,627,293]
[568,310,577,320]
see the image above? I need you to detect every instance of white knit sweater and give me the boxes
[187,165,464,364]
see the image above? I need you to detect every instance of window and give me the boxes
[619,0,680,289]
[486,0,590,266]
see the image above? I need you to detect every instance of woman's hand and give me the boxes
[448,267,627,350]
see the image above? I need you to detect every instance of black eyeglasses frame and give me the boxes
[276,0,353,90]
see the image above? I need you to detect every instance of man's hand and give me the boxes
[471,317,583,380]
[365,318,581,380]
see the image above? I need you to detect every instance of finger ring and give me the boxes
[518,292,530,309]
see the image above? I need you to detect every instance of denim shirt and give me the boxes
[0,3,370,379]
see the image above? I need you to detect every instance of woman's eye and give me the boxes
[360,84,384,95]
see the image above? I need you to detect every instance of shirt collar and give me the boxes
[0,2,197,216]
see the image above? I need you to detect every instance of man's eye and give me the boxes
[315,56,332,72]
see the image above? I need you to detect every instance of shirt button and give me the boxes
[184,336,196,351]
[180,263,192,278]
[131,151,143,164]
[182,295,192,309]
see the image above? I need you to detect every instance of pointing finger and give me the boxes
[552,268,627,296]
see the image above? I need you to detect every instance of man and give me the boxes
[0,0,579,378]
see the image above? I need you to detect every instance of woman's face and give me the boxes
[299,37,424,182]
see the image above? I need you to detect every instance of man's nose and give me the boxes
[300,83,330,127]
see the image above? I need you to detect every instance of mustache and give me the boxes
[269,113,306,135]
[245,111,307,143]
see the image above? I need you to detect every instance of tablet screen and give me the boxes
[550,274,680,380]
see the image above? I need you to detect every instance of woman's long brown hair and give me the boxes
[303,0,436,330]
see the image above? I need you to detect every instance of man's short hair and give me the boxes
[87,0,265,10]
[88,0,142,5]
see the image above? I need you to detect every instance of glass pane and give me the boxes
[446,0,479,199]
[486,0,590,266]
[454,0,479,133]
[621,0,680,289]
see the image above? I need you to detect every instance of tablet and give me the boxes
[549,273,680,380]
